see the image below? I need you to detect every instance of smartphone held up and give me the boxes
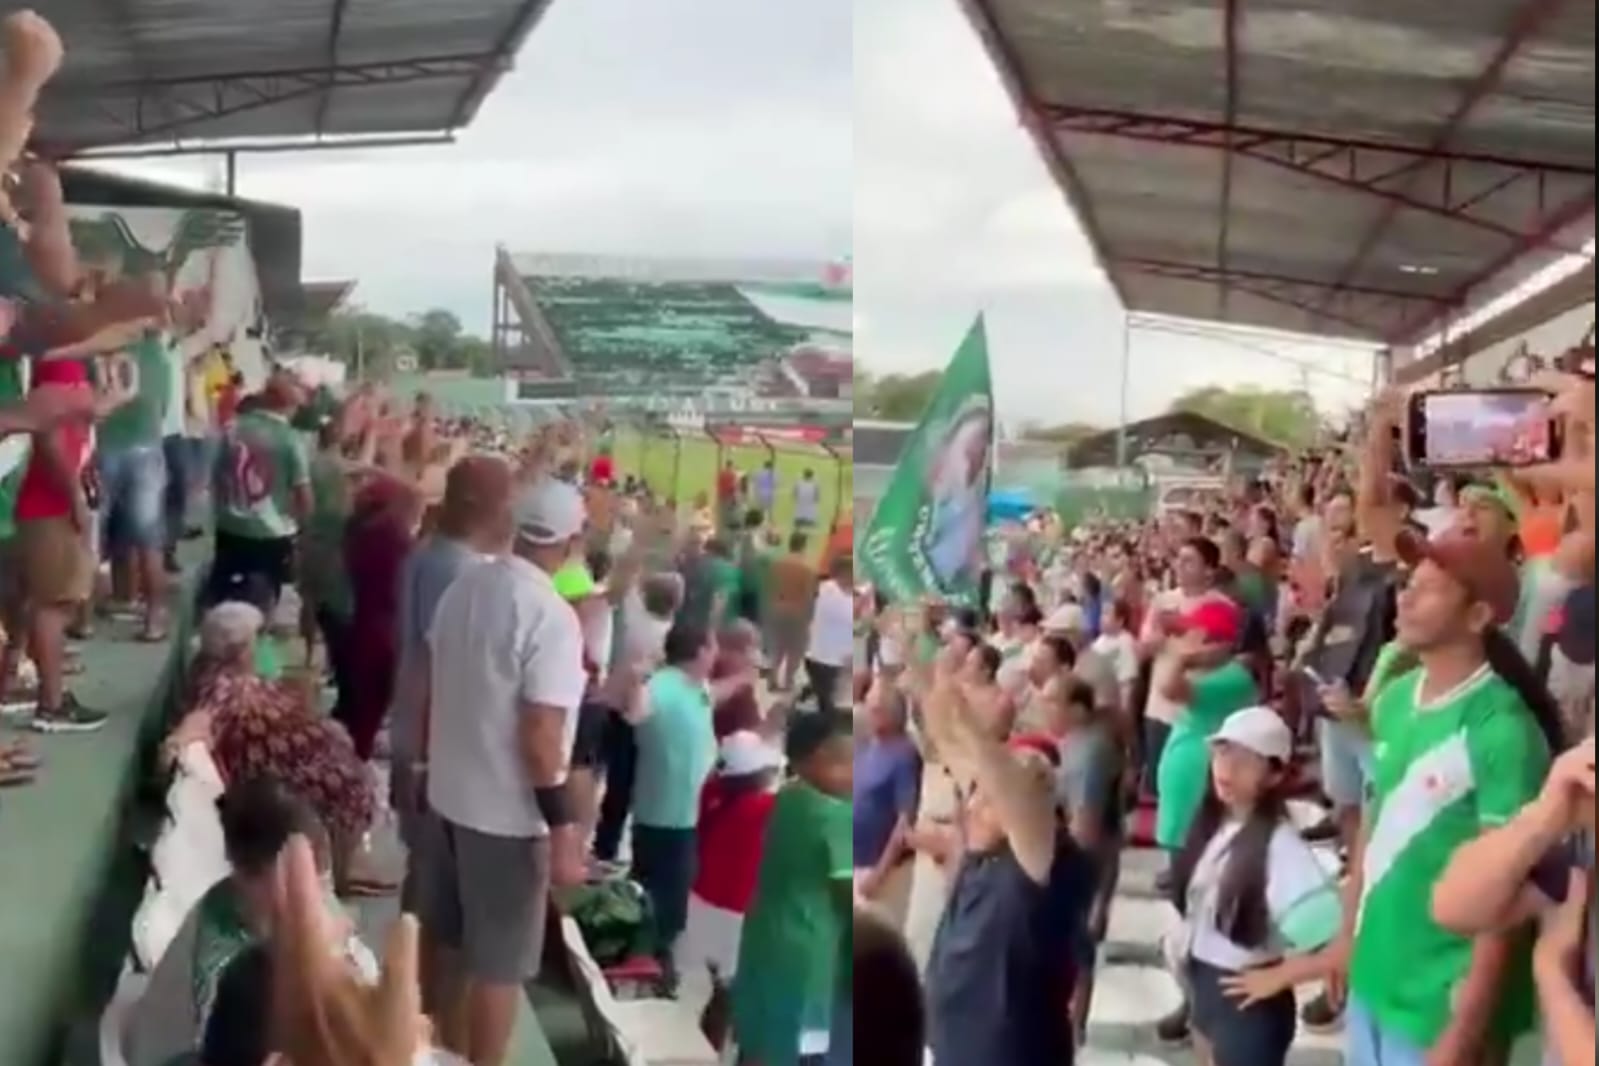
[1405,388,1565,471]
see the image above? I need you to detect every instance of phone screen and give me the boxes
[1416,390,1559,468]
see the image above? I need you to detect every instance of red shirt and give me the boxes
[17,364,91,522]
[716,467,738,502]
[692,780,775,913]
[16,420,90,520]
[590,453,615,485]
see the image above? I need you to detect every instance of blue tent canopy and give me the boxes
[987,487,1038,524]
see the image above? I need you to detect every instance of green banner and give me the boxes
[860,316,995,607]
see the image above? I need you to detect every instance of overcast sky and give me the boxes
[97,0,1378,426]
[853,0,1378,426]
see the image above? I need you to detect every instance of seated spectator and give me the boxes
[124,778,376,1066]
[202,835,432,1066]
[166,602,385,898]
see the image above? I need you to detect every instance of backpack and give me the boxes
[564,877,657,968]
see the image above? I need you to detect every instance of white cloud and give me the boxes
[97,0,852,335]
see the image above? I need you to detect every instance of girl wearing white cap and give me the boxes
[1166,706,1342,1066]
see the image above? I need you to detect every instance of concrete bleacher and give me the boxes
[0,601,192,1066]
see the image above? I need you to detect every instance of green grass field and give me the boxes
[610,428,852,536]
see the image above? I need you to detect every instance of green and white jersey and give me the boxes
[1351,663,1549,1048]
[213,409,311,540]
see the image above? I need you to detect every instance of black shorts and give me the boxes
[571,700,610,769]
[1188,958,1297,1066]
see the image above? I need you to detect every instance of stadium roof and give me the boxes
[959,0,1596,346]
[37,0,554,151]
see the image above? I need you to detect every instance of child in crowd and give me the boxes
[679,730,783,1050]
[730,712,853,1066]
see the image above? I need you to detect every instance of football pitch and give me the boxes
[609,428,852,535]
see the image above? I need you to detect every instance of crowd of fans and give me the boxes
[22,358,856,1065]
[853,372,1595,1066]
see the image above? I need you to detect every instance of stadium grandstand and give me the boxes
[489,249,853,426]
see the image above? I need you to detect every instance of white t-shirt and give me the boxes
[996,636,1038,698]
[807,579,853,667]
[1073,646,1123,716]
[1186,818,1340,972]
[1091,631,1140,687]
[621,588,672,672]
[426,555,588,838]
[794,480,821,522]
[1291,516,1321,562]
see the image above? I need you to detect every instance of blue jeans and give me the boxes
[99,443,168,552]
[1345,997,1428,1066]
[1319,718,1375,810]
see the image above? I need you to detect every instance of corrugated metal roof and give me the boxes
[961,0,1596,344]
[35,0,553,149]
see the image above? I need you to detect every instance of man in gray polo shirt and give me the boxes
[415,476,590,1064]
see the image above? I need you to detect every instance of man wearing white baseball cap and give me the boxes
[414,475,590,1062]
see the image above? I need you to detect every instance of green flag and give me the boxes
[860,316,995,607]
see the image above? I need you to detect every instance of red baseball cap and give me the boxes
[32,356,88,387]
[1175,599,1244,647]
[1396,529,1520,628]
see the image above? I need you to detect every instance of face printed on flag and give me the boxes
[861,316,995,609]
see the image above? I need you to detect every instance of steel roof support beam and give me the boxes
[1390,187,1596,344]
[1048,106,1588,251]
[1121,257,1451,304]
[1324,0,1575,307]
[312,0,351,135]
[1121,257,1434,337]
[59,54,504,151]
[1215,0,1244,316]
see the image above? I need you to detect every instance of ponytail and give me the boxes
[1484,628,1568,754]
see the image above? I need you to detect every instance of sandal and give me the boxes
[1,744,41,771]
[0,766,35,788]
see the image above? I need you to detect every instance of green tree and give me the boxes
[858,370,943,421]
[413,309,465,370]
[853,367,876,417]
[307,306,495,381]
[1169,385,1323,447]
